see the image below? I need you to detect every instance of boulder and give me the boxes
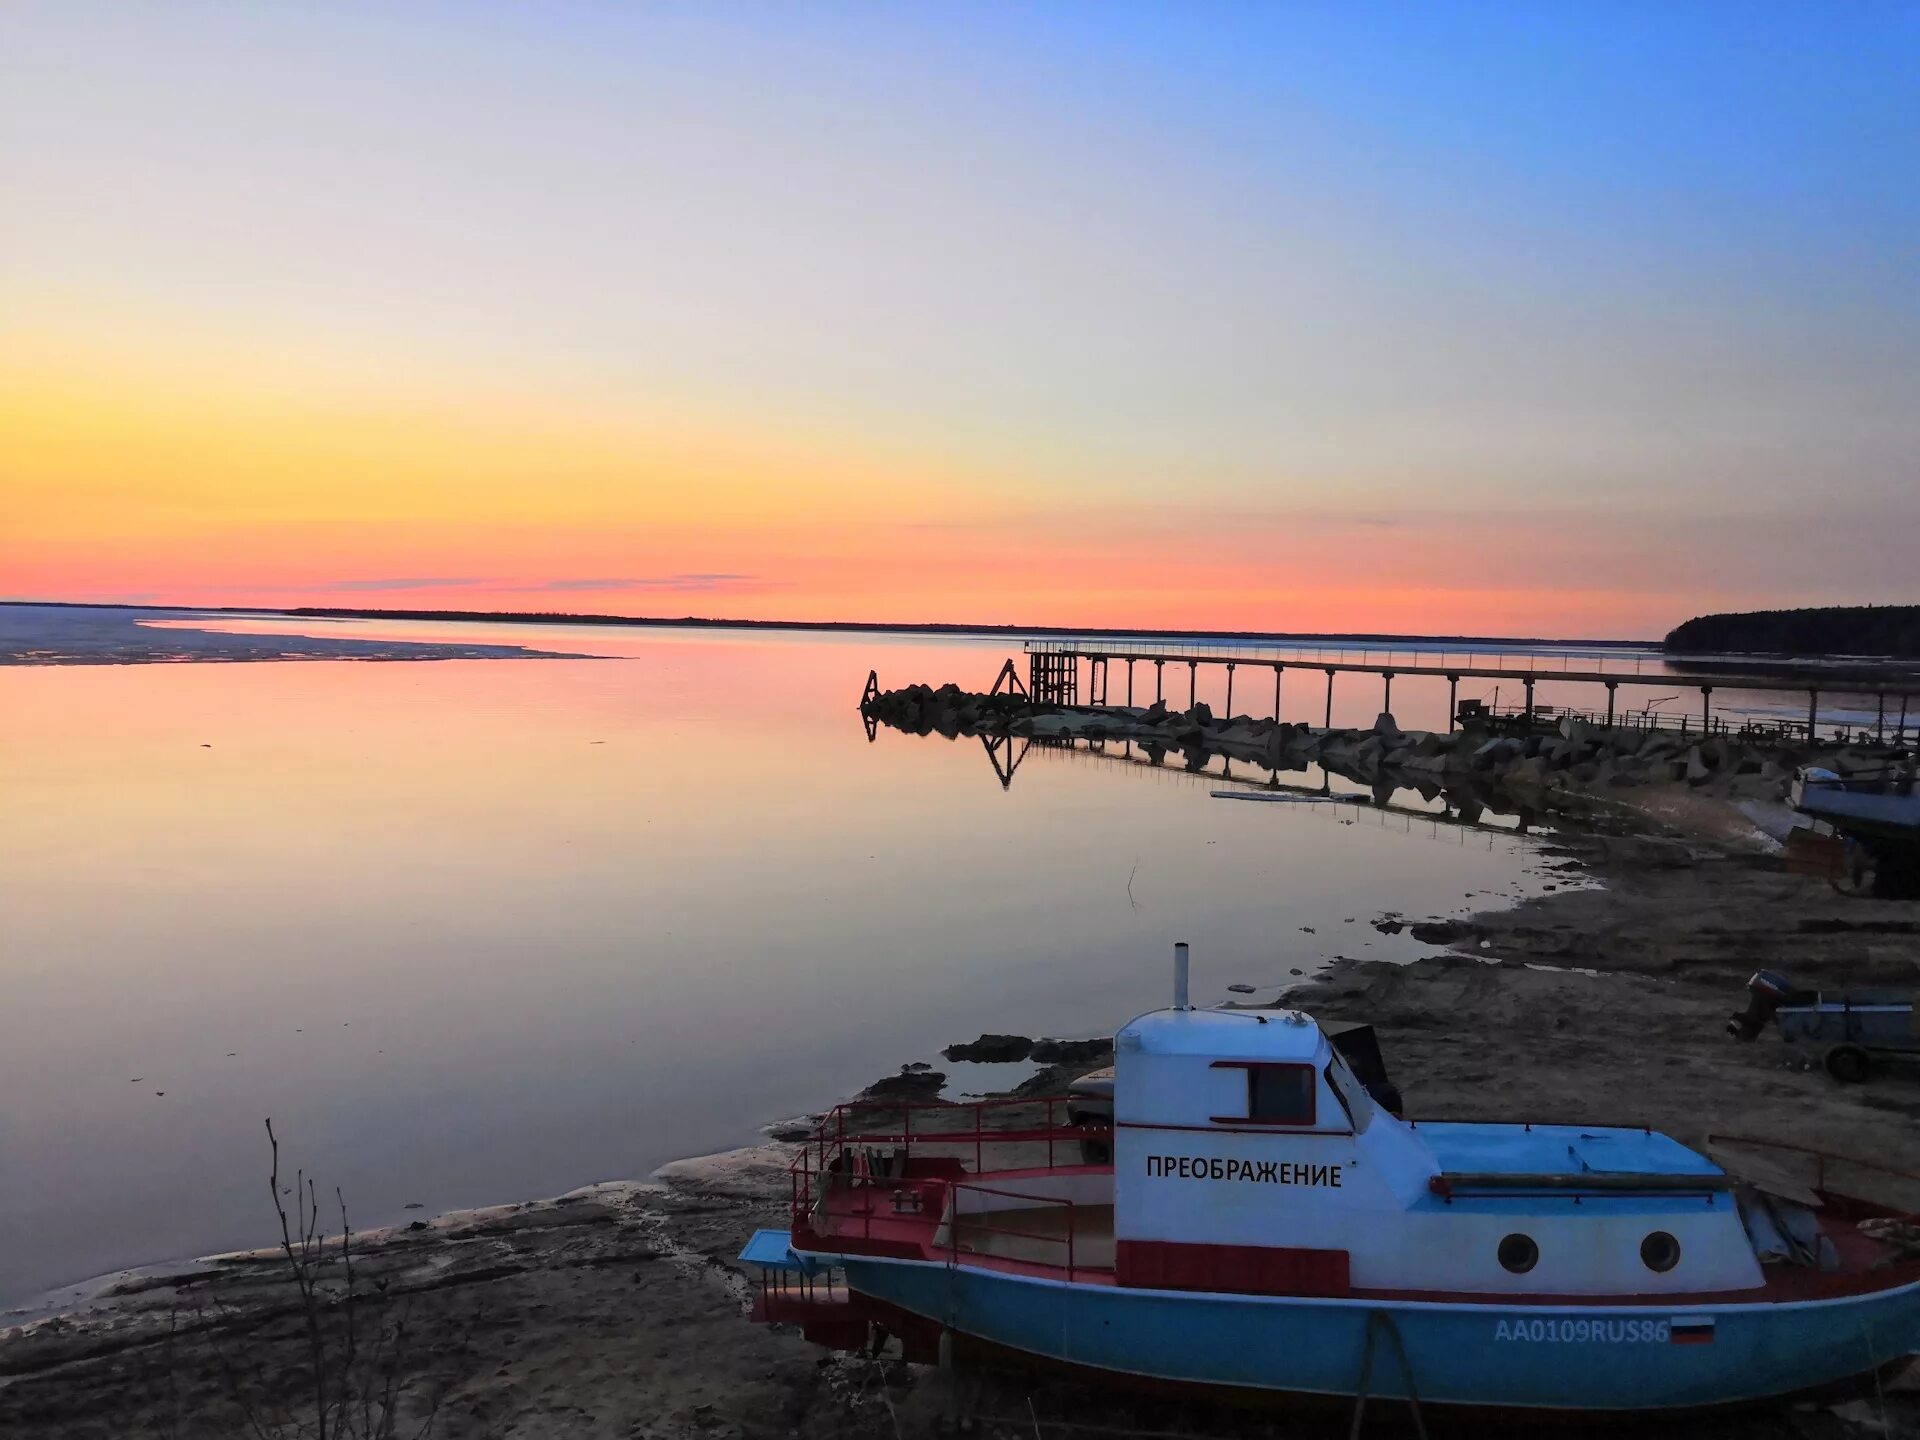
[861,1068,948,1100]
[942,1034,1034,1063]
[1030,1036,1115,1065]
[1373,711,1402,736]
[1189,701,1215,726]
[1509,755,1551,785]
[1410,919,1477,946]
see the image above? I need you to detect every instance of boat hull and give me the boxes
[836,1254,1920,1413]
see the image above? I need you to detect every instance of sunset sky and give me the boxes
[4,5,1915,638]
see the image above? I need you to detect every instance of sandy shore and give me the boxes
[6,785,1920,1437]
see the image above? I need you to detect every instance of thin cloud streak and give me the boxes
[512,575,757,593]
[322,577,487,592]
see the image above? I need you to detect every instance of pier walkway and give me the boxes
[1019,639,1920,745]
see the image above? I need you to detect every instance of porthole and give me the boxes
[1497,1233,1538,1274]
[1641,1231,1681,1273]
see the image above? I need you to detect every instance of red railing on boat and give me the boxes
[801,1094,1101,1171]
[1705,1132,1920,1221]
[947,1179,1084,1281]
[788,1095,1110,1280]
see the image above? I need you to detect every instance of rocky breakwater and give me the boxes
[862,681,1908,812]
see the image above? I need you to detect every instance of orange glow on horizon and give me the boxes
[2,322,1700,640]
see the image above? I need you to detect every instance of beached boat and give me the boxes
[742,946,1920,1417]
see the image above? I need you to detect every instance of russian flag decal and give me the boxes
[1670,1315,1716,1345]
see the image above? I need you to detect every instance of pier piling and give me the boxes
[1001,639,1919,746]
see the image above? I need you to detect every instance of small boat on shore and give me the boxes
[742,945,1920,1417]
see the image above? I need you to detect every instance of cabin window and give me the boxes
[1498,1233,1538,1274]
[1210,1062,1318,1127]
[1323,1055,1375,1135]
[1641,1231,1680,1273]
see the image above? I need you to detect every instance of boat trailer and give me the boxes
[1728,969,1920,1082]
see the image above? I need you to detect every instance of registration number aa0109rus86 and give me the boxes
[1495,1317,1673,1344]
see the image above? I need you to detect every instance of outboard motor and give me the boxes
[1728,970,1814,1041]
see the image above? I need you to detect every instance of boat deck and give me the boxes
[953,1203,1117,1272]
[1415,1121,1722,1179]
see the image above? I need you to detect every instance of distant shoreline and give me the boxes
[0,600,1651,650]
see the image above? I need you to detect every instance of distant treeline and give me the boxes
[277,606,1643,647]
[1665,606,1920,658]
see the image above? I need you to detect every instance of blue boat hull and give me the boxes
[837,1254,1920,1412]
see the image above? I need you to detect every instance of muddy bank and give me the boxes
[1298,830,1920,1159]
[0,1157,845,1440]
[8,806,1920,1437]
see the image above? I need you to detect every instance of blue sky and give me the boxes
[5,3,1916,632]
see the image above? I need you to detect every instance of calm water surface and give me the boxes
[2,620,1558,1305]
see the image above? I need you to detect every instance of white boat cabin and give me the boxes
[1109,1004,1763,1297]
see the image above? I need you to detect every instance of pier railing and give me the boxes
[1011,639,1920,744]
[1026,635,1666,677]
[1026,636,1920,681]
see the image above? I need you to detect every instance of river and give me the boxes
[5,612,1574,1306]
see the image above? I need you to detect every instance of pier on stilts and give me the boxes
[1019,639,1920,746]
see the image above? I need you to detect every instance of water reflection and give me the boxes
[885,713,1544,834]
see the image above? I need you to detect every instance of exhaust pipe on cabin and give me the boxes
[1174,941,1191,1010]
